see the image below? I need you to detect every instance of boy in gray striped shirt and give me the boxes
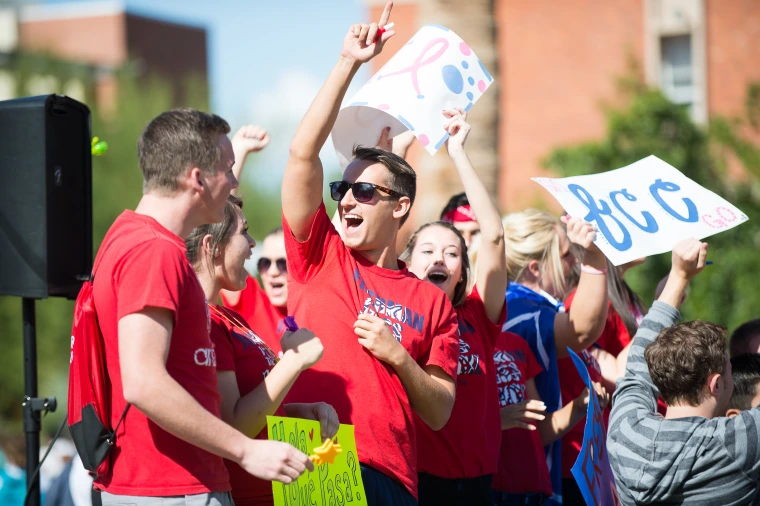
[608,238,760,505]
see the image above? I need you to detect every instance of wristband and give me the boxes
[581,264,608,275]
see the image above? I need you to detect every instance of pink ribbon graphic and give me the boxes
[381,38,449,99]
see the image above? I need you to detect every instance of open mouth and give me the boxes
[425,270,450,286]
[267,280,286,298]
[344,213,364,234]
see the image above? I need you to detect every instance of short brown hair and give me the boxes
[645,320,728,406]
[138,108,230,193]
[727,353,760,411]
[352,145,416,225]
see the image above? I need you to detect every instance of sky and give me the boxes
[36,0,372,187]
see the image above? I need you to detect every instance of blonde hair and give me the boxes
[503,209,567,298]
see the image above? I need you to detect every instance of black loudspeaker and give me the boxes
[0,95,93,299]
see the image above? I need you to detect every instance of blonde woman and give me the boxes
[500,209,609,506]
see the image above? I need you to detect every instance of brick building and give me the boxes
[368,0,760,216]
[0,0,208,111]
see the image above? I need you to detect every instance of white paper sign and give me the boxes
[332,24,494,168]
[533,155,749,265]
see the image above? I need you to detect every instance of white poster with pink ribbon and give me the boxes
[332,24,494,168]
[533,155,749,266]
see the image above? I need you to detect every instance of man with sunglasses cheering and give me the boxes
[280,2,460,505]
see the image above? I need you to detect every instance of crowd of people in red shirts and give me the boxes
[81,3,760,506]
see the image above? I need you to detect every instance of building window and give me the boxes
[660,34,693,106]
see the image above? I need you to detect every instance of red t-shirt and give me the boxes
[92,210,229,496]
[282,204,459,498]
[558,290,628,479]
[209,304,286,506]
[492,331,552,496]
[416,287,505,478]
[220,275,287,355]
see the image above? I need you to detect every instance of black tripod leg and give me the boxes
[22,297,41,506]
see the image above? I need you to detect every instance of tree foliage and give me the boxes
[543,77,760,331]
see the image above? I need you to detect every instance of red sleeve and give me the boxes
[282,203,341,283]
[114,239,187,324]
[209,319,236,371]
[418,297,459,382]
[470,285,506,347]
[603,306,632,356]
[524,340,543,380]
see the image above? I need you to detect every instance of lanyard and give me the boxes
[207,304,279,361]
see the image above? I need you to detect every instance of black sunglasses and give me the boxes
[257,257,287,274]
[329,181,405,203]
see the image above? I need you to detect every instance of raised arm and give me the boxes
[611,239,707,414]
[282,3,396,241]
[119,308,313,483]
[230,124,270,191]
[554,218,609,357]
[443,110,506,322]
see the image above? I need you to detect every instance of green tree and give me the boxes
[543,79,760,332]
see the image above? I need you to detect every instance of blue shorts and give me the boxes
[360,464,417,506]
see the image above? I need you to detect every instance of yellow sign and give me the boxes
[267,416,368,506]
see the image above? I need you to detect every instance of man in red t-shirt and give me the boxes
[91,109,312,505]
[280,5,459,505]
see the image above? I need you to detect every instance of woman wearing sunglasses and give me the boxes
[400,109,508,506]
[186,196,339,506]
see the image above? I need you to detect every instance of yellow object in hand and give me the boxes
[308,438,342,466]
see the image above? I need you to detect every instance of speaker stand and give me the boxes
[22,298,57,506]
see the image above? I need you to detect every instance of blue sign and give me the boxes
[568,348,620,506]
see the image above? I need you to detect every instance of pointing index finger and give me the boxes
[378,0,393,27]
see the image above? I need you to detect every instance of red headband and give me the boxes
[442,205,477,224]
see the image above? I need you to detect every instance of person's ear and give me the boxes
[708,372,723,398]
[725,408,741,418]
[527,259,541,279]
[393,196,411,222]
[188,167,204,193]
[201,234,221,265]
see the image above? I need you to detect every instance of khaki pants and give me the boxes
[100,491,234,506]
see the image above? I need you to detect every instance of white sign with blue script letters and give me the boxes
[533,155,749,266]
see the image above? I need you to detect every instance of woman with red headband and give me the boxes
[440,193,480,249]
[401,109,507,506]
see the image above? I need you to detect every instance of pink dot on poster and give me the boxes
[378,104,390,110]
[478,80,486,93]
[418,134,430,146]
[459,42,471,56]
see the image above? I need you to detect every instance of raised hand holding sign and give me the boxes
[332,24,494,168]
[534,155,748,265]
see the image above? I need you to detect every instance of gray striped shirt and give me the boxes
[608,301,760,505]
